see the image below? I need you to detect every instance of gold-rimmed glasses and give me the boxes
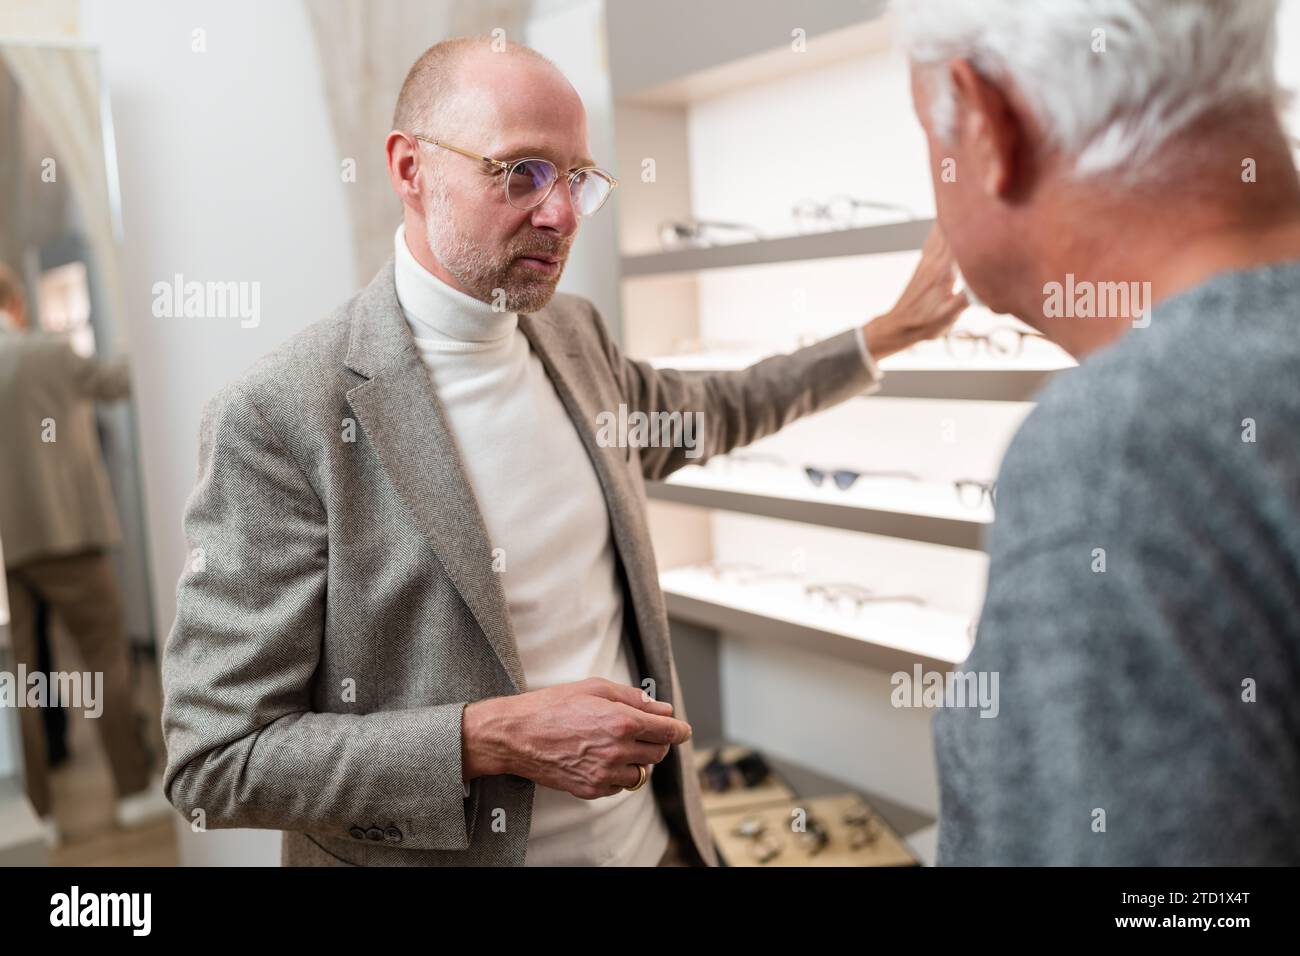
[411,135,619,217]
[945,327,1047,359]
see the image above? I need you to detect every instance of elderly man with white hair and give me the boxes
[898,0,1300,864]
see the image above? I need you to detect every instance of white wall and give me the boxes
[80,0,357,864]
[526,0,625,336]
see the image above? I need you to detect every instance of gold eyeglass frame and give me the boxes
[411,134,619,217]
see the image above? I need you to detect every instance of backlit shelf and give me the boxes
[622,219,935,277]
[648,465,992,550]
[660,566,972,672]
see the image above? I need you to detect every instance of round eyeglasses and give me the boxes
[412,135,619,218]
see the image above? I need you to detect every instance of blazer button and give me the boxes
[349,827,366,840]
[365,827,384,841]
[384,827,403,843]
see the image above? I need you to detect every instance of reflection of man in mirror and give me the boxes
[0,261,165,845]
[0,269,69,766]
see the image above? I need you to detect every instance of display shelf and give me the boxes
[621,218,934,278]
[694,744,797,814]
[691,742,937,865]
[645,352,1069,403]
[660,566,971,672]
[648,464,991,550]
[709,792,917,867]
[609,1,891,106]
[873,367,1064,402]
[759,752,936,841]
[610,0,973,827]
[693,743,935,840]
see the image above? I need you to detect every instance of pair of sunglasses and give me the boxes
[804,467,920,490]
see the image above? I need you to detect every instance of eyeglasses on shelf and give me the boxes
[842,803,884,850]
[788,809,830,856]
[731,816,783,863]
[804,466,922,490]
[804,581,928,614]
[688,562,798,586]
[954,479,997,510]
[792,194,919,232]
[658,218,762,249]
[944,327,1047,359]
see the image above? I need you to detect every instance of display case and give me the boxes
[605,0,1075,840]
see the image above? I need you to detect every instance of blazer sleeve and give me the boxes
[67,347,132,401]
[587,301,882,481]
[161,382,480,851]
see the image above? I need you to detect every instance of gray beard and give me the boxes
[423,180,561,314]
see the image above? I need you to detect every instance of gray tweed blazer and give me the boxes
[161,258,874,866]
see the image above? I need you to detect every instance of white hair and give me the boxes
[895,0,1284,178]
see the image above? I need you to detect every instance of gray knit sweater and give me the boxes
[935,260,1300,865]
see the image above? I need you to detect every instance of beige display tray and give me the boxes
[694,746,796,815]
[709,793,918,867]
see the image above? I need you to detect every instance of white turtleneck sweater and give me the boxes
[392,225,669,866]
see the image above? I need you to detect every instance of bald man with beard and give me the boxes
[161,37,966,866]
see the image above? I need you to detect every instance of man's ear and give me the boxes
[386,130,425,214]
[948,59,1022,198]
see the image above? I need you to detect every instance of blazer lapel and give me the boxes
[518,310,678,702]
[343,259,526,693]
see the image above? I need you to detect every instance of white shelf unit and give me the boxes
[622,219,935,277]
[645,357,1067,403]
[605,0,1033,816]
[648,465,991,551]
[661,566,971,673]
[609,8,1048,605]
[870,367,1063,402]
